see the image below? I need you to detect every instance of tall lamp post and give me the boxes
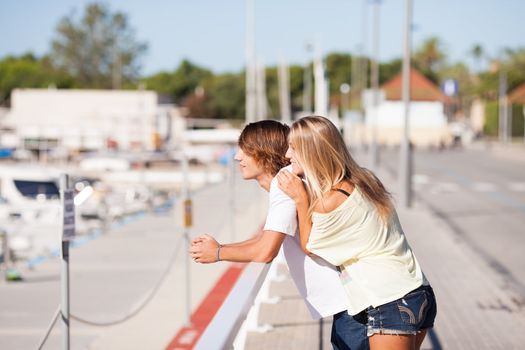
[245,0,256,124]
[399,0,413,208]
[370,0,381,171]
[340,83,351,112]
[303,42,314,114]
[522,105,525,144]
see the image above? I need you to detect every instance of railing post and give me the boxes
[181,149,192,326]
[60,173,75,350]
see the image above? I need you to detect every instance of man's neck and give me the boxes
[256,172,273,192]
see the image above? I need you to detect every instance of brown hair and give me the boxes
[289,116,393,220]
[238,120,290,176]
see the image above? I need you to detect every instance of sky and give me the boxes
[1,0,524,76]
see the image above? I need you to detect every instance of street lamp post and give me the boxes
[340,83,351,113]
[399,0,413,208]
[361,0,368,95]
[370,0,381,171]
[522,105,525,144]
[498,69,508,143]
[303,43,314,114]
[245,0,256,124]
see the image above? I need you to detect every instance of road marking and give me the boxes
[413,174,430,185]
[509,182,525,192]
[429,182,460,194]
[471,182,497,192]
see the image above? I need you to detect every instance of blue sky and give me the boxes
[1,0,524,76]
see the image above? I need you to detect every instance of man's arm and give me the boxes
[190,230,286,263]
[191,231,263,249]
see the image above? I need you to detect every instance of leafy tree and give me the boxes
[325,53,352,95]
[171,60,212,101]
[502,48,525,92]
[142,71,175,98]
[475,48,525,100]
[289,64,306,113]
[413,37,447,83]
[143,60,213,108]
[0,53,74,105]
[469,44,485,72]
[202,73,245,119]
[379,58,402,85]
[50,2,147,88]
[143,59,212,103]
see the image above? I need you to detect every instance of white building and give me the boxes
[1,89,185,153]
[361,69,452,147]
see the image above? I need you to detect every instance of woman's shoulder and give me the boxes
[314,182,355,214]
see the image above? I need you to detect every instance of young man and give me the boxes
[190,120,368,350]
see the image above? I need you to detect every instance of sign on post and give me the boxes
[184,199,192,228]
[62,189,75,241]
[441,79,459,97]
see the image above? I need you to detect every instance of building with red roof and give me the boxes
[382,68,450,103]
[508,82,525,104]
[358,68,452,147]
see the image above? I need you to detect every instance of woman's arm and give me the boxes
[276,169,313,254]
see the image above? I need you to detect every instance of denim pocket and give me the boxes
[395,289,428,326]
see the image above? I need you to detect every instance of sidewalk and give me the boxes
[242,166,525,350]
[0,174,267,350]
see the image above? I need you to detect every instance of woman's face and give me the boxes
[285,143,304,176]
[234,148,265,180]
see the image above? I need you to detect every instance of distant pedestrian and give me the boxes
[277,116,437,350]
[191,120,369,350]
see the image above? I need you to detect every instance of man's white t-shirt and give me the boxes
[263,166,348,319]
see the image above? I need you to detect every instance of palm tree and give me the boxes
[470,44,485,72]
[413,37,446,73]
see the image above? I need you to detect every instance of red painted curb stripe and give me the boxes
[165,263,246,350]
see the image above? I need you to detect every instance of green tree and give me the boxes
[325,53,352,95]
[469,44,485,72]
[413,37,447,83]
[171,60,212,101]
[289,64,306,113]
[143,59,213,105]
[203,73,245,119]
[142,71,174,97]
[50,2,147,88]
[0,53,74,105]
[379,58,402,85]
[475,48,525,100]
[502,48,525,92]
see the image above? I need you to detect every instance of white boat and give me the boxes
[0,165,62,259]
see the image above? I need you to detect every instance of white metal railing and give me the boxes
[193,262,272,350]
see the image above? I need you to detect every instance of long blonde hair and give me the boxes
[289,116,393,220]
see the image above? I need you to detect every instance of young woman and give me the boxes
[190,120,369,350]
[276,116,437,350]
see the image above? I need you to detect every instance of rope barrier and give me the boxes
[70,235,183,327]
[36,306,60,350]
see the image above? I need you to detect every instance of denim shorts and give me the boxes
[331,310,369,350]
[362,285,437,337]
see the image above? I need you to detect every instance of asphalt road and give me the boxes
[363,145,525,298]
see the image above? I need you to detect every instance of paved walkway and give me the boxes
[0,174,267,350]
[242,164,525,350]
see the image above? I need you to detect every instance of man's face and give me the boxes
[285,143,304,176]
[234,148,265,180]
